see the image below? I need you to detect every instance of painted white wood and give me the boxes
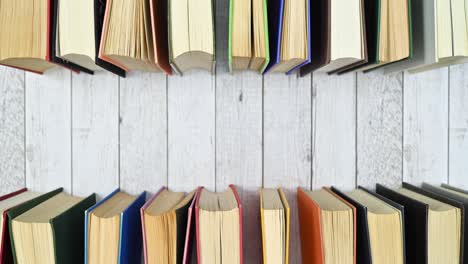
[0,67,24,194]
[312,72,356,190]
[71,71,119,198]
[25,68,72,192]
[263,73,312,264]
[120,72,168,195]
[448,64,468,188]
[403,69,449,184]
[357,71,403,189]
[167,72,216,191]
[215,70,263,262]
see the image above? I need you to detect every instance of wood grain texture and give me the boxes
[0,67,24,194]
[357,71,403,189]
[403,69,449,184]
[214,0,264,261]
[215,72,263,263]
[448,64,468,188]
[167,72,215,191]
[263,73,312,264]
[71,71,119,198]
[25,68,72,192]
[120,72,168,196]
[312,72,356,190]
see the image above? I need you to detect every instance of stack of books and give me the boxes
[1,183,468,263]
[0,0,467,76]
[298,183,468,264]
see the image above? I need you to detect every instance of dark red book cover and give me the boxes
[0,188,27,264]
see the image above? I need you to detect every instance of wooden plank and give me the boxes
[403,69,449,184]
[357,71,403,189]
[167,72,215,191]
[120,72,168,195]
[215,73,262,262]
[448,64,468,188]
[312,72,356,190]
[0,67,25,194]
[214,0,263,261]
[25,68,72,192]
[71,71,119,198]
[263,74,312,264]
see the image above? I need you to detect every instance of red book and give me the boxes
[0,188,27,264]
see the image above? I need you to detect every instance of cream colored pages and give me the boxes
[0,0,48,60]
[281,0,307,61]
[0,191,40,240]
[451,0,468,56]
[58,0,96,61]
[437,0,453,59]
[170,0,190,58]
[188,0,214,55]
[330,0,362,61]
[232,0,251,59]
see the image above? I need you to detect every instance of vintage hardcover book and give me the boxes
[264,0,309,74]
[260,188,290,264]
[300,0,367,75]
[377,183,462,264]
[345,0,412,73]
[195,185,243,264]
[11,192,96,264]
[85,189,146,264]
[141,187,199,264]
[297,187,356,264]
[93,0,126,77]
[168,0,215,74]
[0,189,42,264]
[7,188,63,264]
[229,0,270,73]
[332,186,405,264]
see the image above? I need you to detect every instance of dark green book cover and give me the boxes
[7,188,63,264]
[51,194,96,264]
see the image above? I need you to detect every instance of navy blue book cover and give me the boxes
[119,192,146,264]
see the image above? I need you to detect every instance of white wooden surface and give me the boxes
[2,12,468,264]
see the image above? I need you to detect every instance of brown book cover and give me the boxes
[149,0,172,75]
[297,187,356,264]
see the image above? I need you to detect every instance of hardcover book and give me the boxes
[141,187,199,264]
[260,188,290,264]
[332,186,405,264]
[0,189,42,264]
[7,188,63,264]
[195,185,243,264]
[299,0,367,75]
[377,183,462,264]
[229,0,270,72]
[297,187,356,264]
[168,0,216,74]
[11,192,96,264]
[85,189,146,264]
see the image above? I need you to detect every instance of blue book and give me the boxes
[286,0,311,75]
[263,0,284,73]
[84,189,146,264]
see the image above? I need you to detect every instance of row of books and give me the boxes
[0,182,467,263]
[1,0,468,77]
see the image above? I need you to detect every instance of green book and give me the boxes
[9,189,96,264]
[229,0,269,72]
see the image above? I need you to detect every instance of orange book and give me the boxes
[297,187,356,264]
